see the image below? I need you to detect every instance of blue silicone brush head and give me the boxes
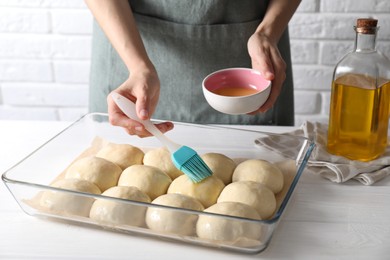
[171,146,213,183]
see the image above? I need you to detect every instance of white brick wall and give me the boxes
[0,0,389,125]
[0,0,91,121]
[291,0,390,126]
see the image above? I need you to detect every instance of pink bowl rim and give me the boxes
[202,67,271,98]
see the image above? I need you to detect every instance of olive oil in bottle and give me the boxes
[327,18,390,161]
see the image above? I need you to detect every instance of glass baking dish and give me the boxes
[2,113,314,254]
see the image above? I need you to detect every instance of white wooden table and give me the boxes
[1,120,390,260]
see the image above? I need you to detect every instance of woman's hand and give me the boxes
[247,32,286,114]
[85,0,173,137]
[246,0,301,115]
[107,66,174,137]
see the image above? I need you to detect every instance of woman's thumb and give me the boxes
[135,95,150,120]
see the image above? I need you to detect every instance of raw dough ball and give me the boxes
[96,143,144,169]
[143,147,183,180]
[232,159,284,194]
[118,165,172,200]
[146,193,204,235]
[201,153,236,185]
[168,175,225,208]
[217,181,276,219]
[196,201,262,242]
[40,178,101,217]
[65,156,122,192]
[90,186,151,227]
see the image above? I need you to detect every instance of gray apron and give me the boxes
[89,0,294,126]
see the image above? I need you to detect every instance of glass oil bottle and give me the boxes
[327,18,390,162]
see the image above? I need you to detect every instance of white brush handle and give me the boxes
[111,92,181,153]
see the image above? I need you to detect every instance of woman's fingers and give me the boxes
[108,92,174,137]
[248,33,287,114]
[257,48,286,112]
[123,121,174,138]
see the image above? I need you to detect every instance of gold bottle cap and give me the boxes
[356,18,378,34]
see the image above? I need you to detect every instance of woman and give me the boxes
[85,0,301,136]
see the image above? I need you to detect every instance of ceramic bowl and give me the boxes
[202,68,271,115]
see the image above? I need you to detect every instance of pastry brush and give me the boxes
[111,92,213,183]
